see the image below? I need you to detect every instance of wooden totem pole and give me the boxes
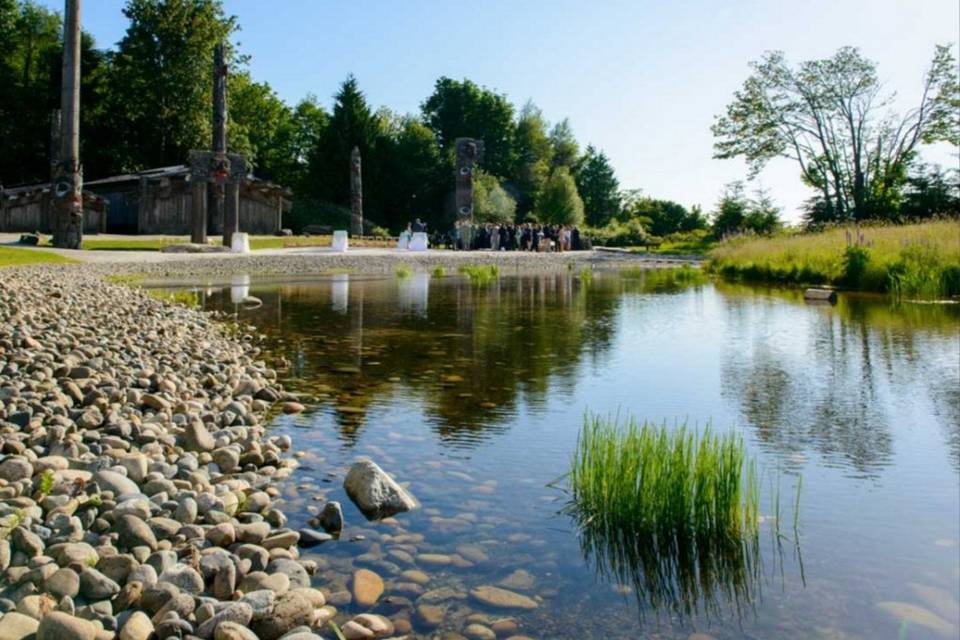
[350,146,363,236]
[454,137,483,222]
[51,0,82,249]
[190,43,245,246]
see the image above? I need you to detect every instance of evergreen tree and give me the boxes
[711,182,749,237]
[549,118,579,170]
[510,101,552,219]
[574,145,620,227]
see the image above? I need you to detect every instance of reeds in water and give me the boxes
[569,413,759,542]
[458,264,499,284]
[395,264,413,278]
[565,412,764,618]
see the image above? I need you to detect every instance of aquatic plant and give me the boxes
[395,264,413,278]
[146,288,200,307]
[431,265,446,278]
[568,413,759,542]
[619,265,706,292]
[619,266,646,279]
[458,264,499,284]
[578,267,593,284]
[564,412,801,619]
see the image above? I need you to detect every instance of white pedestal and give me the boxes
[230,274,250,303]
[230,232,250,254]
[332,230,348,252]
[409,232,429,251]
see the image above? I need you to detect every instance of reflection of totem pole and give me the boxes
[190,43,245,245]
[350,146,363,236]
[454,138,483,221]
[51,0,82,249]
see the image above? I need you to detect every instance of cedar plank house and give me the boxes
[0,183,106,234]
[85,165,291,235]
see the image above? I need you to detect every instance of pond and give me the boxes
[155,270,960,639]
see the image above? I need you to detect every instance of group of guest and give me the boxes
[446,222,584,252]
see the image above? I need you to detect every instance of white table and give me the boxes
[409,231,429,251]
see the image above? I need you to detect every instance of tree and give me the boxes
[306,75,381,212]
[713,45,960,222]
[574,145,620,227]
[549,118,579,170]
[106,0,238,171]
[421,77,516,177]
[899,164,960,220]
[378,114,447,231]
[510,101,552,218]
[226,72,294,179]
[536,167,584,225]
[623,196,704,237]
[743,186,782,234]
[473,170,516,223]
[711,182,749,237]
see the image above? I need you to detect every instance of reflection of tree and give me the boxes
[202,274,625,446]
[718,284,960,477]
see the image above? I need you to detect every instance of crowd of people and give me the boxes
[432,221,586,252]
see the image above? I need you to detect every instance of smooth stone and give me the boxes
[184,422,216,452]
[46,567,81,599]
[115,515,158,551]
[318,502,343,534]
[36,612,97,640]
[351,569,384,608]
[250,592,313,640]
[239,572,289,595]
[79,567,121,600]
[498,569,534,591]
[0,612,40,640]
[94,470,139,497]
[158,564,204,595]
[463,624,496,640]
[214,621,259,640]
[266,558,309,588]
[195,602,253,639]
[469,586,538,610]
[118,611,153,640]
[415,604,445,628]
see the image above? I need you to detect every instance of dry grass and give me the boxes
[708,220,960,299]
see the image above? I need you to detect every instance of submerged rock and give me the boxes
[343,459,418,519]
[469,585,539,610]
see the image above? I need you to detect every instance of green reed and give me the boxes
[458,264,500,284]
[568,413,760,544]
[431,265,446,278]
[395,264,413,278]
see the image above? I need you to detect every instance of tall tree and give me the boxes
[574,145,620,227]
[713,45,960,222]
[378,114,447,231]
[623,196,703,237]
[307,75,380,213]
[549,118,579,170]
[536,166,584,225]
[107,0,238,170]
[421,77,516,177]
[510,101,552,218]
[711,182,749,237]
[473,170,516,223]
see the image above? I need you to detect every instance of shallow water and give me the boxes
[158,271,960,639]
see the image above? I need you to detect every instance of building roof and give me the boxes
[85,165,293,197]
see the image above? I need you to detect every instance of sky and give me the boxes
[39,0,960,223]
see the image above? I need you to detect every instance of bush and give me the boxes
[587,218,660,247]
[370,225,391,239]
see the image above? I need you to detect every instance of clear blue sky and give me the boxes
[42,0,960,222]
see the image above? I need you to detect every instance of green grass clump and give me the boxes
[459,264,499,284]
[146,289,200,307]
[431,265,446,278]
[708,220,960,299]
[569,413,759,542]
[0,247,77,268]
[395,264,413,278]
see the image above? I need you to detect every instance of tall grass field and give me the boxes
[708,219,960,299]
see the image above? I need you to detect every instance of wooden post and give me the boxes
[0,187,7,232]
[224,181,239,248]
[276,192,283,234]
[51,0,82,249]
[191,177,207,244]
[138,176,149,234]
[350,146,363,236]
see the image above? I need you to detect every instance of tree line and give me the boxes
[1,0,956,240]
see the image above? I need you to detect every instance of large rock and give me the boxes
[0,456,33,482]
[36,612,97,640]
[46,567,80,599]
[115,515,158,551]
[158,563,204,595]
[118,611,153,640]
[184,421,216,452]
[195,602,253,639]
[343,460,418,518]
[318,502,343,534]
[79,567,120,600]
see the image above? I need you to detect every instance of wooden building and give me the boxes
[84,165,291,235]
[0,183,106,234]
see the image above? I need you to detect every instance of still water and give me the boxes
[162,270,960,639]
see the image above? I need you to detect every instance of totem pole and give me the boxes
[189,43,246,246]
[350,147,363,236]
[454,138,483,222]
[51,0,82,249]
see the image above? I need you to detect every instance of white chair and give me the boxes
[230,232,250,254]
[409,231,429,251]
[332,230,348,252]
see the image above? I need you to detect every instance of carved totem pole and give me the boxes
[189,43,246,246]
[51,0,82,249]
[454,138,483,221]
[350,146,363,236]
